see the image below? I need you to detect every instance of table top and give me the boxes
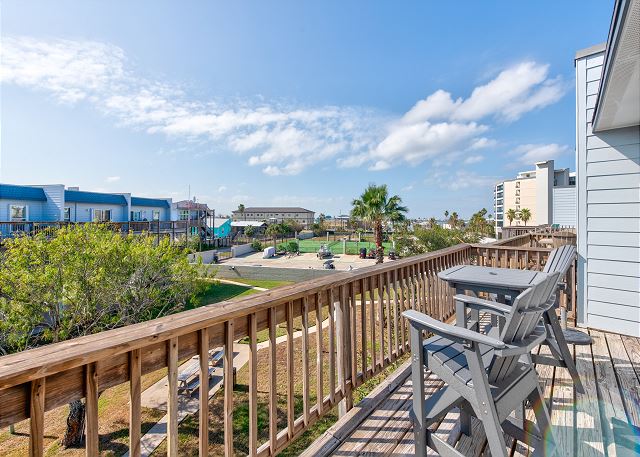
[438,265,548,291]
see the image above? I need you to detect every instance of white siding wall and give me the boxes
[38,185,65,221]
[576,50,640,337]
[552,187,577,226]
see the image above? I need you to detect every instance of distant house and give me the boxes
[130,197,172,222]
[213,217,232,238]
[0,183,173,223]
[231,220,266,235]
[231,207,315,227]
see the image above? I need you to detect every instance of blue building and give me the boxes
[213,217,232,238]
[0,183,173,223]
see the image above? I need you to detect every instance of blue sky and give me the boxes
[1,1,613,217]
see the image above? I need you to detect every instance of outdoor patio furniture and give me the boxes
[404,272,561,457]
[532,245,589,393]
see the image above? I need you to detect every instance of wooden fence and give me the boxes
[0,243,574,456]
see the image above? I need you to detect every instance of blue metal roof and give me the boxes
[64,190,127,205]
[131,197,170,208]
[0,184,47,201]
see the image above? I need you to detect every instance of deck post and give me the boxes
[337,285,353,417]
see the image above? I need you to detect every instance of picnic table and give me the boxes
[177,349,225,394]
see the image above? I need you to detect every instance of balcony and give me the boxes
[0,235,636,457]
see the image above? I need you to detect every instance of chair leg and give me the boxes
[545,311,584,394]
[528,385,556,456]
[410,325,428,457]
[466,345,509,457]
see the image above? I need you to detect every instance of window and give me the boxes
[64,207,71,222]
[9,205,27,221]
[131,211,142,221]
[516,182,520,188]
[153,210,160,221]
[516,189,520,196]
[515,197,520,204]
[93,209,111,222]
[179,210,189,220]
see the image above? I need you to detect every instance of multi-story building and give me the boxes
[0,183,173,223]
[493,160,576,236]
[231,207,315,227]
[575,0,639,337]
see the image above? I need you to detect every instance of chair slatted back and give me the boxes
[488,272,561,382]
[543,245,576,276]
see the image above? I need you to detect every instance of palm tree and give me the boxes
[519,208,532,225]
[449,212,460,229]
[351,184,408,264]
[428,217,438,228]
[444,210,449,220]
[237,203,245,221]
[506,208,517,226]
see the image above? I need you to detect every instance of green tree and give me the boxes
[448,211,460,229]
[265,223,283,246]
[237,203,245,220]
[0,224,203,445]
[519,208,532,225]
[244,224,256,238]
[506,208,517,226]
[467,208,494,237]
[351,184,408,264]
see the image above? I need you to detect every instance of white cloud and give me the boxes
[1,36,382,176]
[217,185,227,192]
[105,176,120,182]
[469,137,497,150]
[361,61,567,171]
[463,155,484,165]
[2,37,567,176]
[428,169,498,191]
[511,143,571,165]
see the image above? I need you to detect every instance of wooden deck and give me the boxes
[304,326,640,456]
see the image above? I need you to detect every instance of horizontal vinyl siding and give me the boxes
[577,50,640,336]
[588,301,639,323]
[588,272,640,292]
[587,259,640,277]
[552,187,576,226]
[588,231,640,247]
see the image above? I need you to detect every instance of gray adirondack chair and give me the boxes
[404,272,561,457]
[532,244,587,393]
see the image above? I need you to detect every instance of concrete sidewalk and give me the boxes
[124,344,249,457]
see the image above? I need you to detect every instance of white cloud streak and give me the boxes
[2,37,568,175]
[512,143,571,164]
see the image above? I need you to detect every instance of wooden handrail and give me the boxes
[0,241,576,456]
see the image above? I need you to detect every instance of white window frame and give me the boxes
[153,210,160,221]
[93,209,112,222]
[64,207,71,222]
[9,205,28,222]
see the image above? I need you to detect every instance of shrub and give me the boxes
[251,240,263,251]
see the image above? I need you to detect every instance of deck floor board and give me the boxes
[303,326,640,457]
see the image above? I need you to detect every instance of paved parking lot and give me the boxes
[222,251,378,271]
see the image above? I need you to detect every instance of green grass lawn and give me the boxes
[229,278,294,289]
[188,281,259,309]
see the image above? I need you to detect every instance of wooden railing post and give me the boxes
[29,378,45,457]
[224,321,234,457]
[129,349,141,457]
[85,362,99,457]
[167,338,178,457]
[198,328,209,456]
[337,285,353,417]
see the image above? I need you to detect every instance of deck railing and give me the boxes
[0,243,575,456]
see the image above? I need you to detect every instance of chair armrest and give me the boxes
[402,310,505,349]
[454,294,511,316]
